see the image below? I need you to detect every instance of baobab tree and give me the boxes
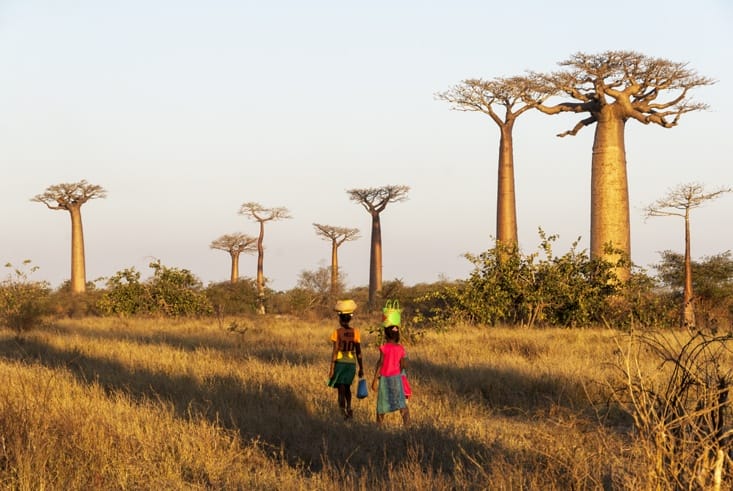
[209,232,258,284]
[436,76,552,249]
[313,223,360,298]
[528,51,714,280]
[644,183,731,329]
[239,202,291,314]
[347,185,409,308]
[31,180,107,294]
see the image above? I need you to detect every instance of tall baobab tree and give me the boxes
[347,185,409,308]
[528,51,714,281]
[31,180,107,294]
[644,183,731,329]
[313,223,360,298]
[239,202,291,314]
[210,232,258,284]
[436,76,552,249]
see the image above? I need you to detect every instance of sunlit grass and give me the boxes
[0,317,696,489]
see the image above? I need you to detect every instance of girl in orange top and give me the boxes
[328,300,364,420]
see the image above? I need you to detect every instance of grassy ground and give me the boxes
[0,316,706,489]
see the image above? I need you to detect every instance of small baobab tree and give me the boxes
[210,232,258,284]
[347,185,409,308]
[31,180,107,294]
[437,76,552,249]
[239,202,292,314]
[644,182,731,329]
[528,51,714,281]
[313,223,360,298]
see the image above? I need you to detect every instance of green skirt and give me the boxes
[328,362,356,387]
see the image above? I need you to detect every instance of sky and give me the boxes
[1,0,731,291]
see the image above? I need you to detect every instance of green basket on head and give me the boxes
[382,299,402,327]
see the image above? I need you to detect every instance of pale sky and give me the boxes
[1,1,731,291]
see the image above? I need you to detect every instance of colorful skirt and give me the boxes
[328,362,356,387]
[376,374,407,414]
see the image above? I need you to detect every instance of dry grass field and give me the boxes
[0,316,727,490]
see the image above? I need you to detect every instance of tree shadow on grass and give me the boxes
[42,321,323,366]
[0,335,586,486]
[408,356,612,422]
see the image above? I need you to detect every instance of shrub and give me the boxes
[0,260,50,336]
[414,231,623,328]
[205,279,260,316]
[98,262,212,317]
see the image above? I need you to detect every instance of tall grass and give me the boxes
[0,317,717,489]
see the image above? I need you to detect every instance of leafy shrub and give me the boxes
[0,260,50,336]
[147,261,212,316]
[97,268,153,316]
[205,279,260,316]
[98,261,211,317]
[414,231,627,328]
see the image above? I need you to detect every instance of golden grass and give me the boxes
[0,317,714,490]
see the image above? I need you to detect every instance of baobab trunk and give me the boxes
[496,124,518,248]
[230,252,240,283]
[69,206,87,294]
[330,241,339,297]
[683,211,695,327]
[256,221,266,315]
[590,108,630,281]
[369,212,382,308]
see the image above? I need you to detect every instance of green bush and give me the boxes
[0,260,50,336]
[205,279,260,316]
[98,261,211,317]
[414,231,635,328]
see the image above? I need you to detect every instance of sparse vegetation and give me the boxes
[0,260,50,337]
[2,315,731,489]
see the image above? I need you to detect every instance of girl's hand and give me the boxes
[371,379,378,391]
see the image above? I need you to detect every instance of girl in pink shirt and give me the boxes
[371,325,410,426]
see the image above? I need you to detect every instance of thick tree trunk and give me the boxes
[230,252,239,283]
[69,206,86,294]
[368,212,382,309]
[590,108,631,281]
[682,211,695,328]
[496,123,517,249]
[256,221,266,314]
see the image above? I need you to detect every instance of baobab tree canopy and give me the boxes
[239,202,292,222]
[210,233,258,256]
[313,224,361,245]
[347,185,410,214]
[31,180,107,210]
[530,51,714,280]
[536,51,714,137]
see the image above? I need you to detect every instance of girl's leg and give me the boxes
[400,406,410,427]
[344,386,353,419]
[337,385,347,415]
[376,412,385,425]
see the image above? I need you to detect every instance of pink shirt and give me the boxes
[379,343,406,377]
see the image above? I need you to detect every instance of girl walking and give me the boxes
[371,325,410,427]
[328,299,364,420]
